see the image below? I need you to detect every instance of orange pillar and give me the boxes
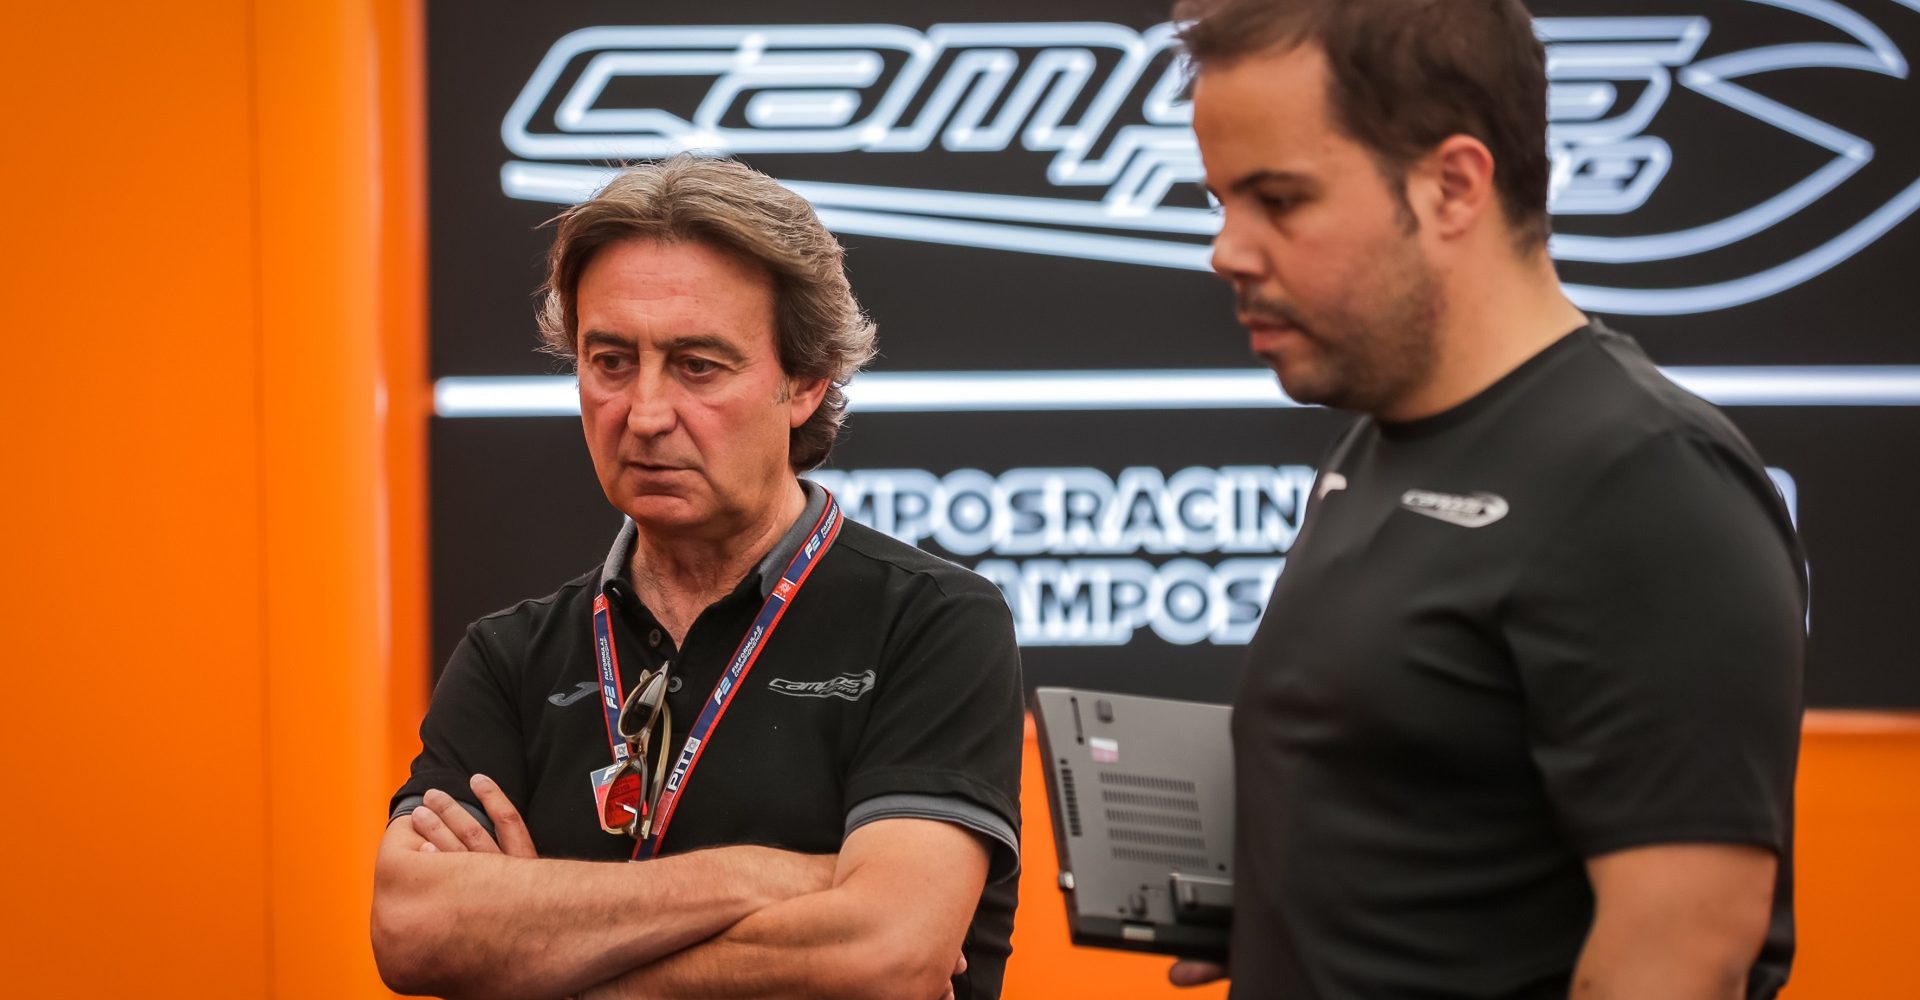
[0,1,272,995]
[376,0,432,785]
[0,1,416,996]
[252,1,398,997]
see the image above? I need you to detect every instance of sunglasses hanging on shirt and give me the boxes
[593,662,673,837]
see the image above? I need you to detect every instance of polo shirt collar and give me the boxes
[599,479,829,600]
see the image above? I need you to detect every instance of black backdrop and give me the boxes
[427,0,1920,707]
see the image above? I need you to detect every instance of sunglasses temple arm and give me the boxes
[642,705,673,840]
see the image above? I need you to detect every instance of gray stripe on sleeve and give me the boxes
[845,793,1021,884]
[389,794,496,836]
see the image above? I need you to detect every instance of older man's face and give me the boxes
[1195,43,1442,419]
[574,238,819,541]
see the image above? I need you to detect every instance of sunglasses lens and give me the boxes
[602,663,673,837]
[599,760,646,833]
[618,671,667,742]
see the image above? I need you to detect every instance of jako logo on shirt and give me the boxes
[767,670,878,702]
[1401,490,1511,529]
[549,681,599,707]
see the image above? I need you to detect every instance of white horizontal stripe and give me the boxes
[844,370,1289,410]
[1665,366,1920,406]
[434,376,582,417]
[434,367,1920,417]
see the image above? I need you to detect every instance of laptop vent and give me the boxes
[1058,765,1083,838]
[1099,770,1208,871]
[1099,790,1199,812]
[1111,827,1207,851]
[1098,772,1198,795]
[1112,846,1209,869]
[1105,809,1203,832]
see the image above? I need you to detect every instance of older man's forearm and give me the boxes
[372,825,833,1000]
[580,885,959,1000]
[581,818,991,1000]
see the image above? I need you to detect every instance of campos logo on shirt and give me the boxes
[1401,490,1511,529]
[767,670,877,702]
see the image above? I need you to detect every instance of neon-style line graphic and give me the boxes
[495,2,1919,316]
[433,367,1920,418]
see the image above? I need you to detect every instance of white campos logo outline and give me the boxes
[766,670,878,701]
[498,1,1920,315]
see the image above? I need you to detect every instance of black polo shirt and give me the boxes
[1231,324,1805,998]
[392,482,1025,999]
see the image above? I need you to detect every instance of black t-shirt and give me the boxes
[1231,324,1806,998]
[392,485,1026,999]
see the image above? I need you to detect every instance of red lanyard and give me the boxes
[591,494,844,859]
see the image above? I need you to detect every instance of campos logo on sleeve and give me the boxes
[496,1,1920,316]
[767,670,878,701]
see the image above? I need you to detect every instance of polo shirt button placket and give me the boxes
[647,627,680,692]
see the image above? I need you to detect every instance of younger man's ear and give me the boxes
[1418,134,1498,241]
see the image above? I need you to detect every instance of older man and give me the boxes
[373,156,1023,1000]
[1171,1,1806,997]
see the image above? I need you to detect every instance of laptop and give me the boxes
[1030,687,1235,962]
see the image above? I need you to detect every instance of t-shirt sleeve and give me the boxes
[388,626,530,827]
[1504,429,1805,859]
[842,582,1026,882]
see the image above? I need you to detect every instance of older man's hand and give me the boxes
[407,773,538,857]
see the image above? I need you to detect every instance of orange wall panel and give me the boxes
[1010,715,1920,999]
[1787,713,1920,997]
[0,2,409,997]
[0,1,271,995]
